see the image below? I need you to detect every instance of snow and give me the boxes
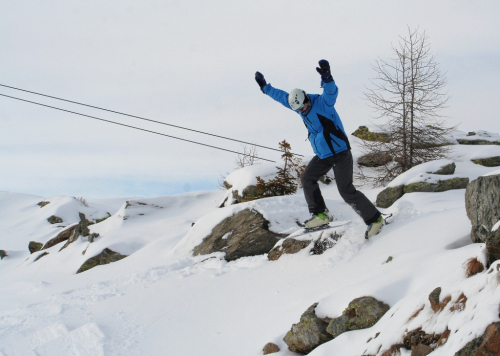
[1,130,500,355]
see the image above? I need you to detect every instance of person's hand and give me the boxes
[316,60,333,83]
[255,71,267,92]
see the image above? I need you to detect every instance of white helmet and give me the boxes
[288,88,308,111]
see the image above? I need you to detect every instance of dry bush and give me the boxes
[464,257,485,277]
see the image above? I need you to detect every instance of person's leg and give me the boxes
[332,150,381,225]
[301,156,334,215]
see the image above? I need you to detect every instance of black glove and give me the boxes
[255,71,267,92]
[316,60,333,83]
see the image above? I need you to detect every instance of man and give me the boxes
[255,60,383,238]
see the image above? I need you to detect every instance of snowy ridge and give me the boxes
[1,130,500,355]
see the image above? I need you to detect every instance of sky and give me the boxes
[1,0,499,198]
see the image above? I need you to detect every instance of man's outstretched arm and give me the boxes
[316,60,339,107]
[255,71,293,110]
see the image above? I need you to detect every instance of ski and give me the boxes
[291,221,352,239]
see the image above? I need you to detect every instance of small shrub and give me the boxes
[464,257,485,277]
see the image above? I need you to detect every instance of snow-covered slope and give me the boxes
[1,131,500,355]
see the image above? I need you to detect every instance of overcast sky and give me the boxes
[1,0,499,198]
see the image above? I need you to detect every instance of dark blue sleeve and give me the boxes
[262,84,294,111]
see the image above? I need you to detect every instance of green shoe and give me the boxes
[365,215,384,239]
[304,212,330,229]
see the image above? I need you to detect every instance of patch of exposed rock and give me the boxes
[34,252,49,262]
[76,248,128,274]
[268,238,312,261]
[472,156,500,167]
[351,126,390,142]
[0,250,7,260]
[29,241,43,254]
[457,139,500,146]
[376,170,469,208]
[283,303,333,354]
[325,297,390,339]
[193,209,284,262]
[465,174,500,265]
[455,321,500,355]
[42,213,95,251]
[429,162,456,175]
[37,201,50,208]
[262,342,280,354]
[47,215,63,224]
[357,153,392,167]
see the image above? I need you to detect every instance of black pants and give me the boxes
[300,150,380,225]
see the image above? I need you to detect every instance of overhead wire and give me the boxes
[0,83,303,158]
[0,93,277,163]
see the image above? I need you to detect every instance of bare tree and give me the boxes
[360,27,453,185]
[234,143,260,169]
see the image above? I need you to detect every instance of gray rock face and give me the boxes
[472,156,500,167]
[47,215,63,224]
[430,162,456,175]
[193,209,283,262]
[0,250,7,260]
[465,174,500,265]
[283,303,332,354]
[376,185,405,208]
[326,297,390,338]
[357,153,392,167]
[43,213,94,251]
[29,241,43,254]
[76,248,127,274]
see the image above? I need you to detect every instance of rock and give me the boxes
[47,215,63,224]
[59,213,93,251]
[230,185,260,204]
[0,250,7,260]
[428,287,441,312]
[193,209,284,262]
[262,342,280,354]
[430,162,456,175]
[29,241,44,254]
[34,252,49,262]
[351,126,390,142]
[357,153,392,167]
[42,224,79,250]
[412,343,433,356]
[37,201,50,208]
[268,238,312,261]
[76,248,128,274]
[455,321,500,355]
[457,139,500,146]
[376,185,405,208]
[465,174,500,265]
[326,296,390,339]
[472,156,500,167]
[404,178,469,193]
[283,303,333,354]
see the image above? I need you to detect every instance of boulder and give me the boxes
[29,241,43,254]
[357,153,392,167]
[76,248,128,274]
[42,224,78,250]
[47,215,63,224]
[402,328,441,354]
[430,162,456,175]
[37,201,50,208]
[0,250,7,260]
[267,238,312,261]
[455,321,500,356]
[283,303,333,354]
[262,342,280,354]
[59,213,93,251]
[472,156,500,167]
[351,126,390,142]
[428,287,451,313]
[404,178,469,193]
[465,174,500,265]
[376,185,405,208]
[193,209,283,262]
[326,296,390,338]
[231,185,260,204]
[457,139,500,146]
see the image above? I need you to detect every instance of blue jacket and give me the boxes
[263,80,351,159]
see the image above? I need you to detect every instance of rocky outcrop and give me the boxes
[465,174,500,265]
[428,287,451,313]
[376,185,405,208]
[193,209,284,262]
[42,213,94,251]
[457,139,500,146]
[76,248,128,274]
[455,322,500,355]
[42,224,79,250]
[325,297,390,338]
[430,162,456,175]
[381,328,449,355]
[59,213,93,251]
[472,156,500,167]
[262,342,280,354]
[283,303,333,354]
[268,238,312,261]
[0,250,7,260]
[357,153,392,167]
[376,177,469,208]
[34,252,49,262]
[37,201,50,208]
[29,241,43,254]
[352,126,390,142]
[47,215,63,224]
